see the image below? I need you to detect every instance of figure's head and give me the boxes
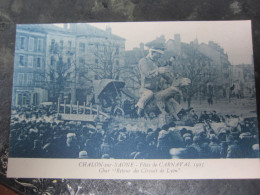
[149,49,163,61]
[66,133,76,146]
[79,150,88,158]
[146,36,166,61]
[172,76,191,87]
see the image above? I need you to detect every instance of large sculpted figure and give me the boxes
[136,39,190,120]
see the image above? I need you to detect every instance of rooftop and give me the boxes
[17,23,125,41]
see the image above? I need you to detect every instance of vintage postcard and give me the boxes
[7,21,260,179]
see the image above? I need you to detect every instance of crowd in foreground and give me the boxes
[8,105,259,159]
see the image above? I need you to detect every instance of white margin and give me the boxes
[7,158,260,179]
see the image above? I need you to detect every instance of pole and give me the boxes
[70,100,72,114]
[97,105,100,117]
[77,101,79,114]
[57,99,60,113]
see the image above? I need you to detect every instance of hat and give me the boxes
[161,124,169,131]
[67,133,76,138]
[183,133,192,139]
[33,140,42,148]
[184,137,192,144]
[29,128,38,134]
[79,151,88,158]
[239,132,252,140]
[252,144,259,151]
[145,36,166,53]
[102,154,110,159]
[169,148,186,156]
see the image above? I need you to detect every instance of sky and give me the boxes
[89,21,253,65]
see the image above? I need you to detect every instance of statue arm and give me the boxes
[139,62,170,79]
[139,59,158,79]
[146,69,158,78]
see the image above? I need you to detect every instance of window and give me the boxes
[59,57,63,62]
[17,73,24,85]
[37,39,43,52]
[34,74,41,83]
[17,94,22,106]
[17,92,30,106]
[27,73,33,85]
[68,41,72,50]
[79,58,85,66]
[50,72,54,81]
[79,42,85,52]
[51,39,55,46]
[51,56,56,66]
[29,37,34,51]
[36,57,41,68]
[115,46,119,55]
[60,40,64,50]
[19,55,25,66]
[33,93,39,105]
[20,36,25,49]
[67,58,71,68]
[95,59,99,64]
[28,56,33,67]
[51,39,55,50]
[116,60,119,66]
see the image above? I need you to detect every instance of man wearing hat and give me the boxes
[136,37,187,120]
[136,38,170,116]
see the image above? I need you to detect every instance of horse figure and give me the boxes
[141,73,191,121]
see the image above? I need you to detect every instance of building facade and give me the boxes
[197,41,232,99]
[12,23,125,106]
[12,25,48,106]
[230,64,256,98]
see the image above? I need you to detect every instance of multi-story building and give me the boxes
[230,64,256,98]
[166,33,181,55]
[12,23,125,106]
[167,35,256,99]
[198,41,232,99]
[12,24,48,106]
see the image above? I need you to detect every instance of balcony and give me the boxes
[49,45,76,56]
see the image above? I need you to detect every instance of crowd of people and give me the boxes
[8,105,259,159]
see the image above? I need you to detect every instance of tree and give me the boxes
[42,42,77,102]
[174,44,216,108]
[123,64,141,89]
[87,38,123,80]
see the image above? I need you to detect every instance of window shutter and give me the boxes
[24,37,27,50]
[33,55,36,68]
[26,55,28,67]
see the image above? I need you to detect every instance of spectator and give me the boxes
[8,105,259,159]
